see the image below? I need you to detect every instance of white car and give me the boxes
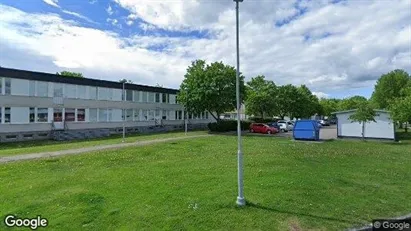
[277,120,293,132]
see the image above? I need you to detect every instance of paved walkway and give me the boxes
[0,134,212,164]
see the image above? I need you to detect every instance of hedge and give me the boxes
[248,117,276,123]
[208,120,252,132]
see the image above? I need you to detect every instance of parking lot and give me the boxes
[246,125,338,140]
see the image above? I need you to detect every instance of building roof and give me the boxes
[331,109,390,115]
[0,67,179,94]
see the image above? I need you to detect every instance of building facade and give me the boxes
[0,67,214,142]
[333,109,395,140]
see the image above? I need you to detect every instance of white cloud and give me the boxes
[62,10,94,23]
[43,0,60,8]
[0,0,411,94]
[106,4,113,15]
[313,92,330,99]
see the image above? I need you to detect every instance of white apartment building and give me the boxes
[0,67,214,142]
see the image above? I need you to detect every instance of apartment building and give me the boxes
[0,67,213,142]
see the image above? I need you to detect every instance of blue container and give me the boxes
[293,120,320,141]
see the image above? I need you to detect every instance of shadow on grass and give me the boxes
[244,201,356,225]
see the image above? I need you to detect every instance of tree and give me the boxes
[294,85,321,119]
[319,98,340,117]
[275,84,300,119]
[348,101,377,140]
[177,60,246,122]
[56,71,84,78]
[338,96,368,111]
[244,75,277,118]
[119,79,133,84]
[389,84,411,132]
[371,69,411,109]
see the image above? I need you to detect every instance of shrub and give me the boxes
[248,117,275,123]
[208,120,252,132]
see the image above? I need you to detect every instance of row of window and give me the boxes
[0,77,177,104]
[0,107,210,124]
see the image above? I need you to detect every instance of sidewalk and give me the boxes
[0,134,212,164]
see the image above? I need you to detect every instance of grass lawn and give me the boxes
[1,135,410,230]
[0,131,208,157]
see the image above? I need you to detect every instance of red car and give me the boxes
[249,123,278,134]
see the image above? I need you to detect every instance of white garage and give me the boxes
[332,109,396,141]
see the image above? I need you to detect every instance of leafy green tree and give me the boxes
[389,84,411,132]
[348,101,377,140]
[275,84,300,119]
[56,71,84,78]
[371,69,410,109]
[245,75,277,118]
[294,85,321,119]
[177,60,245,122]
[338,96,368,111]
[319,98,340,117]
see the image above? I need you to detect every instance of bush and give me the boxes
[208,120,252,132]
[248,117,275,123]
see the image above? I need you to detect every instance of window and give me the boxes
[29,108,35,122]
[77,109,85,122]
[0,77,2,94]
[0,107,2,123]
[37,82,49,97]
[178,111,183,120]
[89,109,98,122]
[148,110,154,120]
[162,93,169,103]
[37,108,48,122]
[126,109,133,121]
[148,92,155,102]
[155,109,160,117]
[54,83,63,97]
[142,92,148,103]
[65,108,75,122]
[205,112,209,119]
[4,107,10,123]
[89,87,98,100]
[141,110,147,120]
[53,108,63,122]
[29,81,36,96]
[155,93,160,103]
[99,109,108,122]
[134,109,139,121]
[162,110,168,120]
[5,78,11,95]
[78,85,86,99]
[126,90,133,101]
[65,84,76,98]
[133,91,140,102]
[188,113,192,119]
[98,87,110,100]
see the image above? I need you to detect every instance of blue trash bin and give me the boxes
[293,120,320,141]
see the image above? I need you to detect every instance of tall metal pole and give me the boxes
[234,0,245,206]
[122,82,125,142]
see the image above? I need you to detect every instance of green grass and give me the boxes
[1,135,410,230]
[0,131,208,157]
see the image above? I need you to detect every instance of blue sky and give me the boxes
[0,0,410,99]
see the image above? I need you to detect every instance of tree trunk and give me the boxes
[362,122,365,141]
[209,111,220,123]
[405,122,408,133]
[261,111,264,119]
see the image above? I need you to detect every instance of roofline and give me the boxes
[331,109,390,114]
[0,67,179,94]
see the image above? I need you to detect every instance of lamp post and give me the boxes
[122,82,125,143]
[234,0,245,206]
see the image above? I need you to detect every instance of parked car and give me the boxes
[277,120,293,132]
[319,119,330,126]
[266,122,281,131]
[249,123,279,134]
[317,121,323,128]
[329,118,337,125]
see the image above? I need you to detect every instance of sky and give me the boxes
[0,0,410,99]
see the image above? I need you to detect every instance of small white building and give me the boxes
[332,109,396,141]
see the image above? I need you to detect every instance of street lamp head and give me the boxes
[233,0,243,2]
